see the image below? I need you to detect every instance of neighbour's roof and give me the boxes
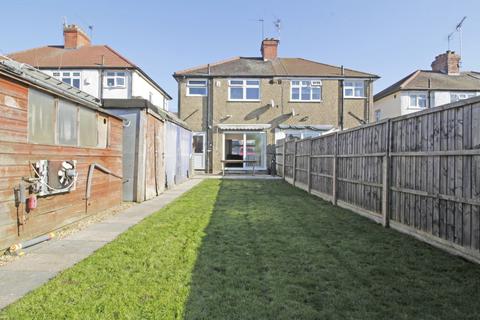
[0,58,122,119]
[174,57,378,79]
[374,70,480,101]
[102,98,190,131]
[8,45,172,100]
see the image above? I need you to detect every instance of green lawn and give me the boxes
[2,180,480,319]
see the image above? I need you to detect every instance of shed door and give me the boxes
[193,132,205,170]
[121,112,138,201]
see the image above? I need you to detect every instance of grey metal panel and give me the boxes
[106,108,139,201]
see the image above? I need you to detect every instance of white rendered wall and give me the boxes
[131,71,168,109]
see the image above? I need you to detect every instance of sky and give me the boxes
[2,0,479,111]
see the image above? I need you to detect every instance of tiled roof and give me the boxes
[374,70,480,101]
[8,45,135,68]
[174,57,378,78]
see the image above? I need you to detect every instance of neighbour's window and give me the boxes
[409,94,427,108]
[105,71,126,88]
[344,80,365,98]
[53,71,81,89]
[28,88,108,148]
[57,100,78,146]
[228,79,260,100]
[374,110,381,122]
[187,80,208,96]
[451,92,476,103]
[28,89,56,144]
[291,80,322,101]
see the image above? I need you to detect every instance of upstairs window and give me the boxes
[291,80,322,101]
[409,94,427,108]
[228,79,260,101]
[187,80,208,96]
[344,80,365,98]
[53,71,81,89]
[105,71,126,88]
[451,92,477,103]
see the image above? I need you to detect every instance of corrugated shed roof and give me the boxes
[375,70,480,101]
[174,57,378,78]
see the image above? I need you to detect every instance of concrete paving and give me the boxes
[0,178,203,310]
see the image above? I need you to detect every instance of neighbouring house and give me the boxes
[8,24,172,110]
[9,24,193,200]
[373,51,480,121]
[173,38,379,174]
[0,59,123,250]
[102,99,192,202]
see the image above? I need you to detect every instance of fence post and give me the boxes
[292,140,297,186]
[382,120,392,227]
[307,138,312,193]
[332,132,338,205]
[282,139,286,179]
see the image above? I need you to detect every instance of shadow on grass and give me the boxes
[184,179,480,320]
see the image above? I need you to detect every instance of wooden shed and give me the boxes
[103,99,192,202]
[0,59,124,250]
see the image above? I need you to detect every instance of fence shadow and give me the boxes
[183,179,480,320]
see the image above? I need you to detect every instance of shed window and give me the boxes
[58,100,78,146]
[79,109,98,147]
[28,89,55,144]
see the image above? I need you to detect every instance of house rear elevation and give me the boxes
[174,39,378,174]
[373,51,480,121]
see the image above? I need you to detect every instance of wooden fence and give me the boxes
[276,97,480,263]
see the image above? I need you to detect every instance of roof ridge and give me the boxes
[293,57,378,77]
[174,56,241,75]
[400,70,421,89]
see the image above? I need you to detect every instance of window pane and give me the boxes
[410,95,417,106]
[312,87,321,100]
[354,87,363,97]
[345,88,353,97]
[193,136,204,153]
[230,87,243,99]
[79,109,98,147]
[117,77,125,86]
[188,87,207,95]
[58,100,78,146]
[245,133,265,167]
[246,87,259,100]
[301,81,310,86]
[72,79,80,88]
[107,78,115,87]
[291,87,300,100]
[62,78,72,85]
[344,82,353,87]
[301,86,311,100]
[62,72,70,76]
[291,80,300,86]
[189,80,206,85]
[106,72,115,76]
[230,80,243,86]
[246,80,259,85]
[72,72,80,76]
[116,72,125,77]
[53,72,60,76]
[28,89,55,144]
[418,96,427,108]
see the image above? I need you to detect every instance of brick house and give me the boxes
[174,39,378,174]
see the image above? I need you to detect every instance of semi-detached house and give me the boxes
[174,38,378,174]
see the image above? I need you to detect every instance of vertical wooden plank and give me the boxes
[454,107,463,245]
[282,139,286,179]
[427,113,434,233]
[447,108,456,242]
[433,110,441,237]
[382,120,391,227]
[292,140,297,186]
[332,132,338,205]
[307,138,312,193]
[471,103,480,251]
[462,104,472,248]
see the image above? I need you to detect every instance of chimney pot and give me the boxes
[431,50,461,75]
[63,24,91,49]
[261,38,279,61]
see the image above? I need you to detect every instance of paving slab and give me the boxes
[0,178,203,310]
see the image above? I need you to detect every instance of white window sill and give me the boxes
[289,100,323,103]
[186,94,207,97]
[406,106,427,110]
[105,86,127,89]
[227,99,261,102]
[344,96,366,99]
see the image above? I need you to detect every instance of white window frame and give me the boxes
[186,79,208,96]
[408,93,427,109]
[290,79,322,102]
[228,79,260,101]
[222,131,267,170]
[53,71,82,89]
[105,71,127,88]
[344,80,365,98]
[374,110,381,122]
[450,92,477,103]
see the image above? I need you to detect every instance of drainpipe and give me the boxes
[428,78,432,108]
[206,64,212,173]
[339,66,345,130]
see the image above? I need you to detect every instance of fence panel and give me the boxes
[275,139,284,177]
[276,97,480,263]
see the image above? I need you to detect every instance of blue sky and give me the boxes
[2,0,479,111]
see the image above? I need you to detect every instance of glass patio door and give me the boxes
[224,132,266,170]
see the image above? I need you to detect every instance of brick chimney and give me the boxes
[261,38,279,61]
[63,24,91,49]
[431,50,461,75]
